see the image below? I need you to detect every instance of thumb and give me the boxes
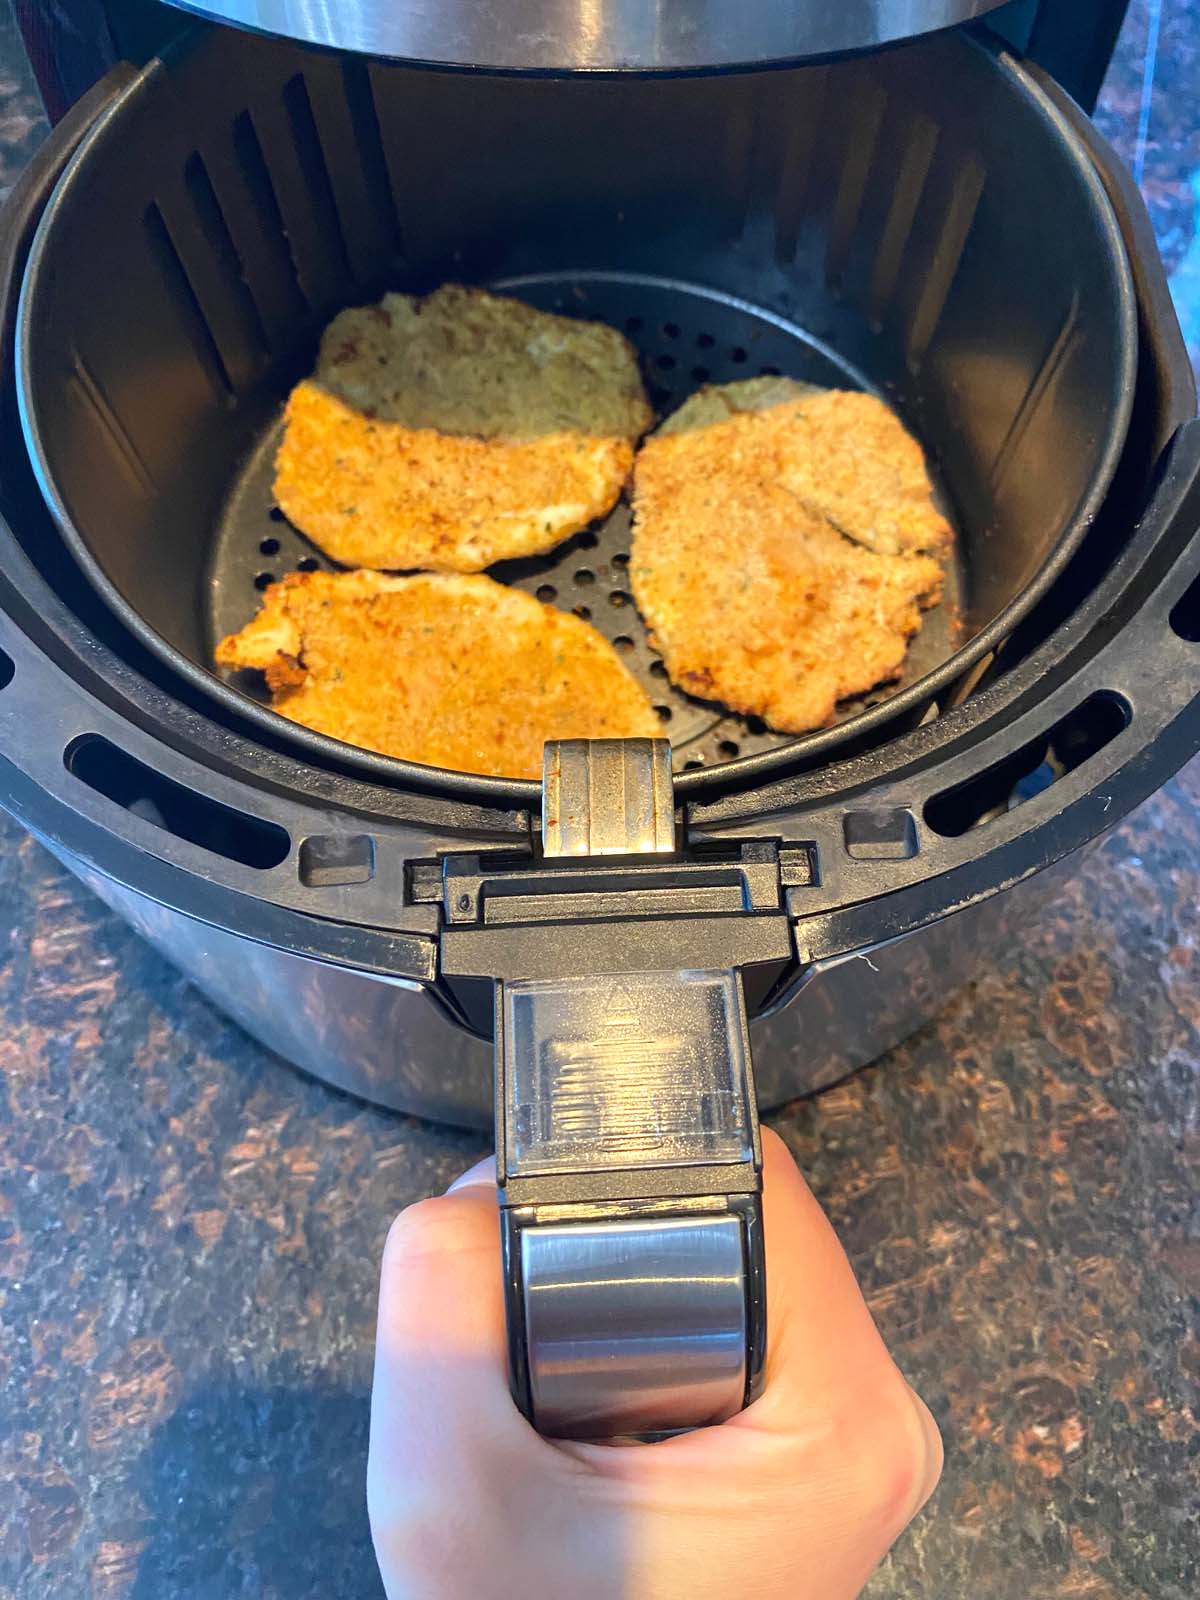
[369,1159,522,1485]
[368,1161,606,1599]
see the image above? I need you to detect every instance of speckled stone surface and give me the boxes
[0,4,1198,1598]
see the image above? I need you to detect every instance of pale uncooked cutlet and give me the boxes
[316,284,652,440]
[655,375,823,435]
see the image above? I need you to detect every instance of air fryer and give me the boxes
[0,0,1197,1439]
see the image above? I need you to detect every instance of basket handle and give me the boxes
[495,740,766,1438]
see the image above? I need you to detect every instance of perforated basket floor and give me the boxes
[209,272,963,773]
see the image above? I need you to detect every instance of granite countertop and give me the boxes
[0,3,1198,1597]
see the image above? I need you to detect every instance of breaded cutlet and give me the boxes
[272,286,652,573]
[215,570,662,779]
[771,388,952,557]
[660,379,950,557]
[631,407,945,733]
[274,383,635,572]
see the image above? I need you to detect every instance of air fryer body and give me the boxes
[57,843,1069,1125]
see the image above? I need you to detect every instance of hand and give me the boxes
[369,1129,942,1600]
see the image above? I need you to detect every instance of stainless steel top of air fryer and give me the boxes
[161,0,1011,71]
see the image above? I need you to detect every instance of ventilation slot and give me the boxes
[143,203,233,398]
[183,151,269,368]
[232,109,307,316]
[826,84,886,288]
[341,57,402,255]
[283,74,351,288]
[867,114,938,329]
[1170,567,1200,643]
[773,67,829,264]
[718,93,757,241]
[924,693,1130,838]
[905,155,985,372]
[299,834,375,887]
[68,355,154,498]
[989,291,1082,495]
[66,735,290,870]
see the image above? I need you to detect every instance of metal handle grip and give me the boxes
[514,1211,756,1438]
[495,741,766,1439]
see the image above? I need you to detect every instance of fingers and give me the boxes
[733,1130,942,1515]
[906,1383,945,1517]
[562,1129,941,1600]
[754,1127,908,1406]
[446,1154,497,1193]
[370,1138,943,1600]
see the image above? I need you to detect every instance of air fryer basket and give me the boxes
[18,24,1136,791]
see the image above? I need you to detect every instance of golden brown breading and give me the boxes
[661,381,949,557]
[316,284,652,439]
[273,382,635,572]
[631,409,945,733]
[770,388,950,557]
[215,570,661,779]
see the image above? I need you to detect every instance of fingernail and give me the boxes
[447,1156,497,1193]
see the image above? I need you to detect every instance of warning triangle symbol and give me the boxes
[606,982,638,1020]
